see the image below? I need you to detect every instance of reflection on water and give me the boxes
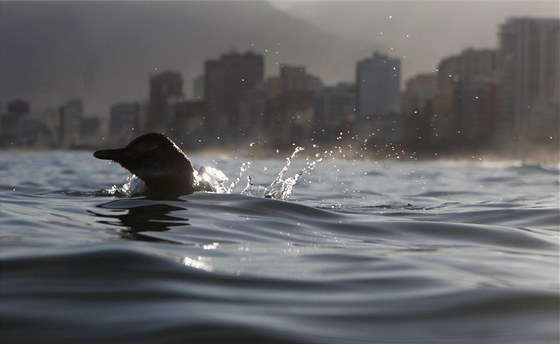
[93,199,221,271]
[91,200,190,242]
[180,242,220,272]
[181,256,214,272]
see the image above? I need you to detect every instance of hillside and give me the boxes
[0,1,367,115]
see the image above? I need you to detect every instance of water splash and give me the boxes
[262,146,304,200]
[226,161,251,193]
[100,174,145,197]
[194,166,229,193]
[100,146,320,201]
[273,147,305,184]
[240,176,268,198]
[240,146,322,201]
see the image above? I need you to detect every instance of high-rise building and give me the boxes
[238,81,267,141]
[170,100,205,148]
[402,73,438,115]
[314,83,355,140]
[7,99,30,116]
[147,71,184,131]
[59,99,83,148]
[432,49,499,141]
[279,65,322,94]
[498,17,560,138]
[437,55,462,94]
[455,48,498,139]
[460,49,498,85]
[80,116,101,147]
[193,75,205,100]
[356,52,401,118]
[0,99,31,146]
[110,102,142,146]
[204,51,264,140]
[38,107,60,145]
[265,64,321,146]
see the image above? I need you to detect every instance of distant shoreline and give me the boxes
[2,140,558,166]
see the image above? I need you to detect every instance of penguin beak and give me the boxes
[93,148,131,164]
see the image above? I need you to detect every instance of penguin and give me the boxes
[94,133,195,198]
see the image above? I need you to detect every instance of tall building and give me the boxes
[204,51,264,140]
[356,52,401,118]
[432,49,499,141]
[147,71,184,132]
[80,116,101,147]
[279,65,322,94]
[437,55,462,94]
[314,83,355,140]
[238,81,267,141]
[460,49,498,85]
[193,75,205,100]
[266,64,321,146]
[498,17,560,138]
[0,99,31,147]
[7,99,30,116]
[110,102,142,146]
[455,48,498,139]
[401,73,438,144]
[59,99,83,148]
[38,107,60,145]
[402,73,438,115]
[170,100,205,148]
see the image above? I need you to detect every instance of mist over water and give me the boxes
[1,151,558,343]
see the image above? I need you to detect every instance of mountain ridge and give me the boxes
[0,1,369,115]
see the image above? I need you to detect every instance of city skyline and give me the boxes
[1,14,558,158]
[0,1,557,116]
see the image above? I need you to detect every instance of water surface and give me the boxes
[1,151,558,343]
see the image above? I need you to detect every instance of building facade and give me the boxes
[454,48,499,139]
[402,73,438,116]
[59,99,83,148]
[204,51,264,141]
[314,83,355,140]
[356,52,401,118]
[147,71,184,132]
[110,102,143,147]
[265,65,322,146]
[498,17,560,139]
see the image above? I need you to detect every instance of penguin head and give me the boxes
[94,133,195,197]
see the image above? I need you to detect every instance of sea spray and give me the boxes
[102,146,321,200]
[273,147,305,184]
[194,166,229,193]
[227,161,251,193]
[102,174,145,197]
[240,147,323,201]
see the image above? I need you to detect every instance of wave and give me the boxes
[1,152,558,343]
[1,245,558,344]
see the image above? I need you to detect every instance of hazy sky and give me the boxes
[1,1,558,116]
[269,0,558,79]
[269,0,558,10]
[272,1,559,47]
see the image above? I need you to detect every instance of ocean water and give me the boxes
[0,151,558,343]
